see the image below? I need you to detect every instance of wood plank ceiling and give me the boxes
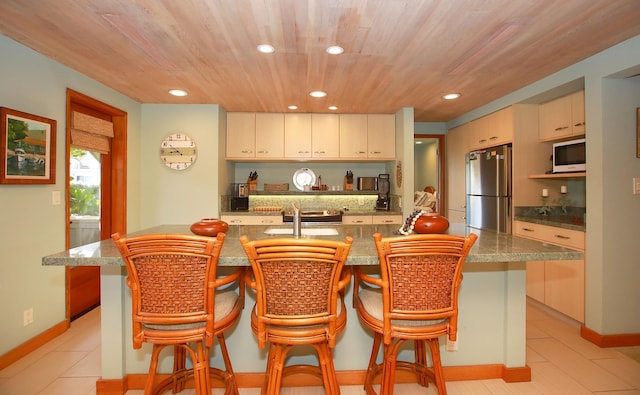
[1,0,639,122]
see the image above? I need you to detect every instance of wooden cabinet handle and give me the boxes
[522,227,534,232]
[554,126,569,131]
[554,234,570,240]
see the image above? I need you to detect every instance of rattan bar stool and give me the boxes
[353,232,477,395]
[240,236,353,395]
[113,232,244,395]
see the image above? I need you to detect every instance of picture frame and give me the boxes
[1,107,56,184]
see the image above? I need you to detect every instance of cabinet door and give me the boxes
[226,112,255,158]
[255,113,284,159]
[544,259,585,322]
[312,114,340,158]
[342,215,372,225]
[468,116,489,149]
[367,114,396,159]
[526,261,545,303]
[571,90,585,136]
[447,209,466,224]
[539,95,572,141]
[486,106,513,147]
[339,114,368,159]
[284,114,311,158]
[446,124,469,213]
[372,215,402,225]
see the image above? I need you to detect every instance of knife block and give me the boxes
[248,179,257,191]
[344,176,353,191]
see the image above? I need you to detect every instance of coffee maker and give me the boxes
[230,183,249,211]
[375,174,390,211]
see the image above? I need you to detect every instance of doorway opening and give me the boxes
[414,134,445,215]
[65,89,127,321]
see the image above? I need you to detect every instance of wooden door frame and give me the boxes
[65,88,127,322]
[414,134,445,215]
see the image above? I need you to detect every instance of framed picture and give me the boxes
[1,107,56,184]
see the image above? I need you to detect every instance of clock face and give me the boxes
[160,133,197,170]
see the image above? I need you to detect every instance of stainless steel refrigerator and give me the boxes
[466,144,512,233]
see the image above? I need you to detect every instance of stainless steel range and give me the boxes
[282,209,343,224]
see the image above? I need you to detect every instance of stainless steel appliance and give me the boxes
[231,182,249,211]
[357,177,378,191]
[466,145,512,233]
[375,173,390,211]
[282,209,343,224]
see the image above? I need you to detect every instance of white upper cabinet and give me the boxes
[468,107,513,150]
[255,113,284,158]
[226,112,256,159]
[339,114,368,159]
[311,114,340,159]
[367,114,396,159]
[284,114,311,158]
[339,114,395,159]
[539,90,585,141]
[227,112,394,161]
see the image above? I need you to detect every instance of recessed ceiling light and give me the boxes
[309,90,327,98]
[169,89,187,97]
[442,93,461,100]
[288,105,298,110]
[257,44,275,54]
[326,45,344,55]
[415,141,423,145]
[328,106,338,111]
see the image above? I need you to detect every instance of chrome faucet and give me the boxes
[292,203,302,237]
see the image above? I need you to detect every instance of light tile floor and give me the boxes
[1,300,639,394]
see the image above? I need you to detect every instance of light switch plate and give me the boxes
[633,178,640,195]
[52,190,61,205]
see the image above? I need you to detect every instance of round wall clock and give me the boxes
[159,133,197,170]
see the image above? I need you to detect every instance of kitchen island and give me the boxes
[43,223,582,393]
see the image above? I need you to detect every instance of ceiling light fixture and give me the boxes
[309,90,327,98]
[328,106,338,110]
[256,44,275,53]
[288,105,298,110]
[442,93,461,100]
[326,45,344,55]
[415,141,423,145]
[169,89,188,97]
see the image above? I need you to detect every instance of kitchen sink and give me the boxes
[263,227,339,236]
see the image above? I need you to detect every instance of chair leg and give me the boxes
[145,344,164,395]
[426,339,446,395]
[364,333,383,394]
[264,343,290,395]
[192,342,211,395]
[314,343,340,395]
[172,345,186,393]
[380,340,402,395]
[216,333,239,395]
[414,340,430,387]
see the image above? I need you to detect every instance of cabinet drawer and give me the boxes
[221,215,283,226]
[342,215,373,225]
[372,215,402,225]
[514,221,584,250]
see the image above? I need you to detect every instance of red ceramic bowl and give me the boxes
[190,218,229,236]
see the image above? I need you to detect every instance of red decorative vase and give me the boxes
[190,218,229,236]
[413,213,449,234]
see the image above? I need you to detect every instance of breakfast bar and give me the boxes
[42,223,583,390]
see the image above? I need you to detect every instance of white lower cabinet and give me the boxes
[515,220,585,322]
[221,215,283,226]
[342,215,373,225]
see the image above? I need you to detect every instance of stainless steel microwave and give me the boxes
[553,138,586,173]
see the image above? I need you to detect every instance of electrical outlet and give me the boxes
[633,177,640,195]
[23,308,33,326]
[446,337,459,351]
[358,196,365,205]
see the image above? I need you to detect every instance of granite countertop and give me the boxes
[220,210,403,216]
[42,223,582,268]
